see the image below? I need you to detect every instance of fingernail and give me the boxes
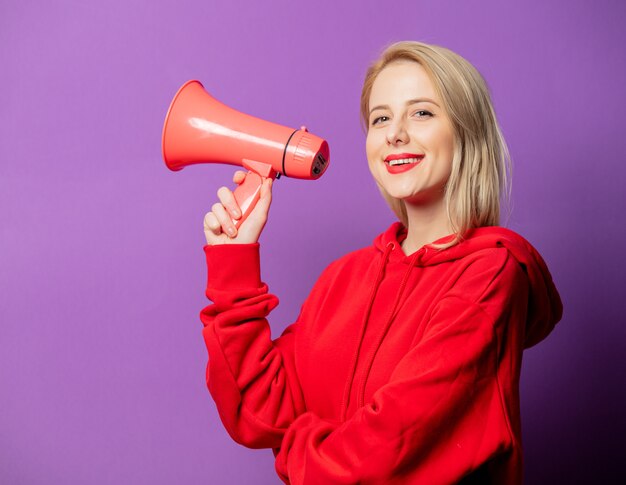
[228,227,236,237]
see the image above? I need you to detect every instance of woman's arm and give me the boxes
[201,172,307,448]
[201,242,307,449]
[274,252,529,485]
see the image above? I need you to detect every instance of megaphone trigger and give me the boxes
[241,159,276,178]
[232,169,277,229]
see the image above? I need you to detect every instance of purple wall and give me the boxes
[1,0,624,483]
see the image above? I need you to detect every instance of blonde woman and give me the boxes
[201,41,563,484]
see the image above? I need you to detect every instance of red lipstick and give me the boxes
[384,153,424,174]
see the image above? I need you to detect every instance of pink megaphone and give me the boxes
[162,80,330,227]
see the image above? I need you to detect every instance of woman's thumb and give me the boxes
[256,178,273,212]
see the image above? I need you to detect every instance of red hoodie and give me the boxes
[200,222,562,484]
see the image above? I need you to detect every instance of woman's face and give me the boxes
[366,60,455,206]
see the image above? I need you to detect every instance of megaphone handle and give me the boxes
[232,171,276,228]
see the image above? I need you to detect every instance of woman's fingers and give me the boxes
[257,178,273,212]
[211,201,237,237]
[233,170,247,185]
[217,186,241,220]
[204,212,221,234]
[203,172,274,246]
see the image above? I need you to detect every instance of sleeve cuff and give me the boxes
[204,243,263,290]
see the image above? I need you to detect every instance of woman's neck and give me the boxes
[401,197,453,255]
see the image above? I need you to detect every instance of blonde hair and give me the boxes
[361,41,511,249]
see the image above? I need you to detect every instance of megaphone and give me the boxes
[162,80,330,227]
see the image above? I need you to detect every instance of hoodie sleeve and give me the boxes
[200,243,307,449]
[274,251,529,485]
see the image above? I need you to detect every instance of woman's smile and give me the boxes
[384,153,424,173]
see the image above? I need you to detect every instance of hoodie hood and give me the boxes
[374,222,563,348]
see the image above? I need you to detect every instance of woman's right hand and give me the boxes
[203,170,273,246]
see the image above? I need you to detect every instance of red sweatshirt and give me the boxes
[200,222,563,484]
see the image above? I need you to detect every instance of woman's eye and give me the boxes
[413,110,433,118]
[371,116,389,126]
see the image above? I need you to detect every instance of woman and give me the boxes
[201,41,562,484]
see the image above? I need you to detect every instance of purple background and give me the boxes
[1,0,624,483]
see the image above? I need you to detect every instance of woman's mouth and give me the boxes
[384,154,424,174]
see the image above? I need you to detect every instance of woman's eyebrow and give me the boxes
[369,98,440,114]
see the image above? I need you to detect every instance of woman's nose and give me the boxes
[386,119,409,145]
